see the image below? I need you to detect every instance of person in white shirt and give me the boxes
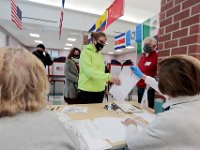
[123,55,200,150]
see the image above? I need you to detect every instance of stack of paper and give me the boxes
[93,117,127,143]
[71,120,112,150]
[62,106,88,113]
[110,67,140,101]
[134,111,156,123]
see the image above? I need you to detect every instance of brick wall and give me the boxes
[158,0,200,60]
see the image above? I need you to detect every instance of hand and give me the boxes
[110,75,121,85]
[122,118,137,126]
[130,66,144,78]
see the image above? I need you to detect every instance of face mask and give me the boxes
[73,55,80,59]
[71,57,79,63]
[95,42,105,51]
[143,44,152,53]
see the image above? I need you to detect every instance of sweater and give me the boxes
[0,110,80,150]
[78,44,111,92]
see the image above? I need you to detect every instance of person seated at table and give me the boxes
[0,47,80,150]
[123,55,200,150]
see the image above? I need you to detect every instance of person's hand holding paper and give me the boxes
[109,67,140,101]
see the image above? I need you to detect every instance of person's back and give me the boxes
[0,110,79,150]
[0,47,79,150]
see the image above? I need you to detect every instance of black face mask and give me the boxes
[95,42,105,51]
[73,55,80,59]
[143,44,152,53]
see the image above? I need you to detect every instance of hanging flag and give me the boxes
[150,15,159,38]
[11,0,22,29]
[143,14,159,40]
[114,29,135,50]
[126,29,136,47]
[114,33,126,50]
[96,11,107,32]
[143,18,150,40]
[88,24,96,43]
[107,0,125,28]
[135,24,143,43]
[59,0,65,40]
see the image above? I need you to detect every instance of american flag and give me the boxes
[59,0,65,40]
[11,0,22,29]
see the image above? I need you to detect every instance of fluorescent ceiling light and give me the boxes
[126,46,135,49]
[115,49,123,52]
[64,47,70,50]
[65,43,73,46]
[70,32,79,35]
[67,38,76,42]
[34,40,43,43]
[29,33,40,38]
[108,52,114,54]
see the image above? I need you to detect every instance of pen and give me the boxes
[132,104,141,110]
[56,106,60,110]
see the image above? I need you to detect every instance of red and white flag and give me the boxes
[59,0,65,40]
[11,0,22,29]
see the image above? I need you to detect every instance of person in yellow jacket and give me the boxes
[78,32,120,104]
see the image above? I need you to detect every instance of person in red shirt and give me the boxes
[137,37,158,108]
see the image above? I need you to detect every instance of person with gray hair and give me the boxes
[136,37,158,109]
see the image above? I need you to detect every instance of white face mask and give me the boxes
[71,57,79,63]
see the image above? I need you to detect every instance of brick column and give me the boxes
[158,0,200,60]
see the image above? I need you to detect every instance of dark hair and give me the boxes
[36,44,45,50]
[158,55,200,97]
[67,47,81,59]
[91,32,107,41]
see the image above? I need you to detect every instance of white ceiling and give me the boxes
[1,0,161,55]
[26,0,161,23]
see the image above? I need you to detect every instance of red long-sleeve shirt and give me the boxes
[137,51,158,88]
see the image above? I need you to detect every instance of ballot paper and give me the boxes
[71,120,112,150]
[62,106,88,113]
[110,67,140,101]
[134,111,156,123]
[93,117,127,143]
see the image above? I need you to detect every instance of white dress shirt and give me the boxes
[126,76,200,150]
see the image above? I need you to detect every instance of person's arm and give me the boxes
[64,60,78,83]
[44,53,53,66]
[123,113,176,150]
[80,50,111,82]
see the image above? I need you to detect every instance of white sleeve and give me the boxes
[144,76,160,93]
[126,115,168,150]
[144,76,169,99]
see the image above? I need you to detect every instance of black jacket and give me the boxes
[32,50,53,67]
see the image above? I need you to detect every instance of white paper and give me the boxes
[62,106,88,113]
[110,67,140,101]
[110,65,122,76]
[93,117,127,143]
[71,120,112,150]
[134,111,156,123]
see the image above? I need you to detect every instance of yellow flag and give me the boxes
[96,11,107,30]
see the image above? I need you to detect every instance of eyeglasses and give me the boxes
[97,40,107,46]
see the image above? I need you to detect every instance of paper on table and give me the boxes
[71,120,112,150]
[109,67,140,101]
[134,111,156,123]
[93,117,127,143]
[62,106,88,113]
